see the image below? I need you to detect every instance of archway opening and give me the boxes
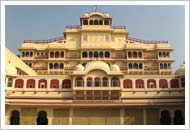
[160,110,171,125]
[36,111,48,125]
[173,110,184,125]
[10,110,20,125]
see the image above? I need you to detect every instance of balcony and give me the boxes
[34,55,48,59]
[33,67,48,70]
[73,86,121,91]
[111,56,126,60]
[65,56,81,59]
[144,56,158,60]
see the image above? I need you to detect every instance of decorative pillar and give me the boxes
[168,79,171,88]
[144,79,147,91]
[132,79,136,91]
[69,108,73,125]
[143,108,147,125]
[156,79,159,90]
[120,108,125,125]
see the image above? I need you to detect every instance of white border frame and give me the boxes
[1,1,189,129]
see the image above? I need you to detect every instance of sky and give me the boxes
[5,5,185,72]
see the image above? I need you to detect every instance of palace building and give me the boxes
[5,9,185,125]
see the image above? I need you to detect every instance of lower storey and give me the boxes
[5,105,184,125]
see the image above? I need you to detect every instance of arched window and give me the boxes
[62,79,71,88]
[139,63,143,69]
[159,79,168,88]
[147,79,156,88]
[160,110,171,125]
[60,51,64,58]
[26,79,35,88]
[133,63,138,69]
[159,52,162,57]
[128,63,132,69]
[87,77,92,87]
[173,110,184,125]
[50,52,54,58]
[37,111,48,125]
[89,51,93,58]
[89,20,93,25]
[30,52,33,57]
[94,51,99,58]
[170,79,179,88]
[99,52,103,58]
[54,63,59,69]
[160,63,163,69]
[128,51,132,58]
[133,51,137,58]
[104,20,109,25]
[55,51,59,58]
[49,63,53,69]
[60,63,64,69]
[99,20,103,25]
[164,63,167,69]
[38,79,47,88]
[10,110,20,125]
[83,20,88,25]
[102,77,108,87]
[15,79,24,88]
[138,52,142,58]
[168,63,171,69]
[75,77,84,87]
[28,63,32,68]
[26,52,29,57]
[111,77,120,87]
[163,52,166,57]
[82,51,88,58]
[123,79,132,88]
[22,52,25,57]
[135,79,144,88]
[7,78,13,87]
[166,52,170,57]
[105,51,110,58]
[94,77,101,87]
[94,20,98,25]
[50,79,59,88]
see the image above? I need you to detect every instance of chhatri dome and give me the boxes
[175,62,185,76]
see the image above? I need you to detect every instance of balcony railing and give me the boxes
[33,67,48,70]
[65,56,81,59]
[66,25,81,29]
[144,56,158,59]
[23,37,64,43]
[34,55,48,59]
[128,37,168,44]
[112,26,126,29]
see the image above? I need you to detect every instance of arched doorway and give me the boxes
[173,110,184,125]
[36,111,48,125]
[160,110,171,125]
[10,110,20,125]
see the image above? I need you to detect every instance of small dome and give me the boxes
[175,62,185,76]
[5,62,17,76]
[75,64,84,71]
[110,64,120,71]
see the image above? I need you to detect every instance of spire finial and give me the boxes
[94,5,97,12]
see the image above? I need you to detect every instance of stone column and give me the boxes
[156,79,159,90]
[143,108,147,125]
[168,79,171,88]
[69,108,73,125]
[132,79,136,91]
[120,108,125,125]
[144,79,147,91]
